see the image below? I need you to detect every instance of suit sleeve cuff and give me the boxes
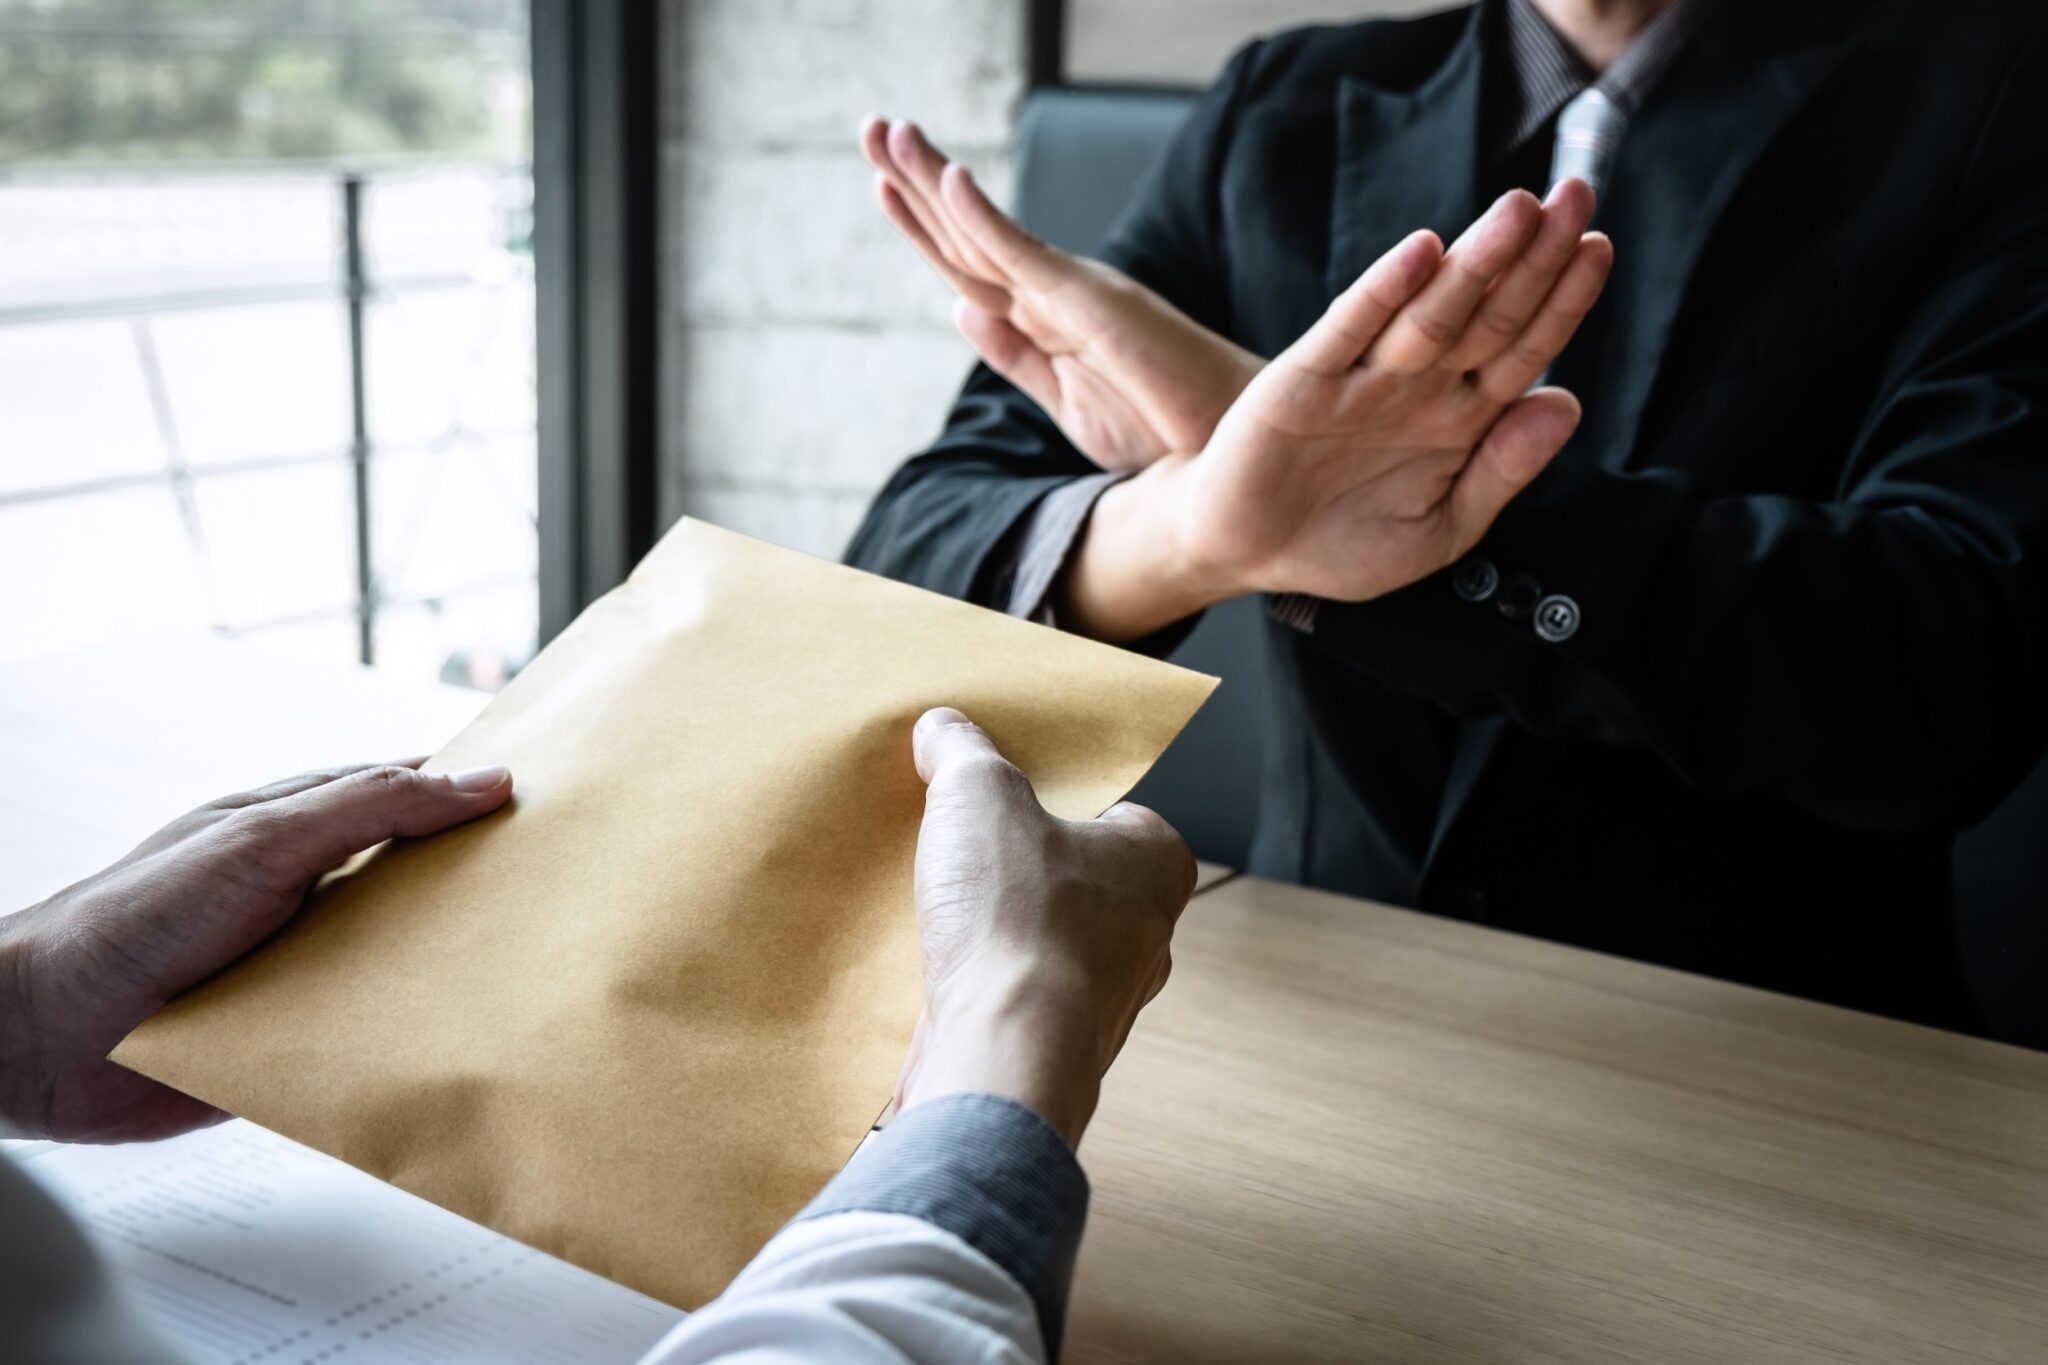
[798,1093,1090,1357]
[1004,472,1126,621]
[1266,592,1321,632]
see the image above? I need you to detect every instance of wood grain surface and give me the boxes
[1067,874,2048,1363]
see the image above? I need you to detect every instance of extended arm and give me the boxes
[845,47,1261,604]
[850,45,1611,626]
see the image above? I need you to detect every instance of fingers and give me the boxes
[1287,229,1444,375]
[1473,232,1615,403]
[937,162,1072,293]
[887,120,1007,281]
[873,175,1011,314]
[860,117,961,271]
[1445,387,1582,556]
[1440,178,1596,373]
[954,300,1062,413]
[864,117,1024,313]
[861,118,995,281]
[908,714,1192,923]
[132,759,430,861]
[226,762,513,891]
[201,759,426,812]
[1368,190,1543,375]
[863,116,1082,320]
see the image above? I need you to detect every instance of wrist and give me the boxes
[1223,347,1265,413]
[0,907,52,1136]
[1189,345,1265,440]
[1060,457,1245,644]
[902,963,1103,1148]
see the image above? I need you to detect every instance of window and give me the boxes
[0,0,536,689]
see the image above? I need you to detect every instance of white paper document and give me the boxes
[18,1121,685,1365]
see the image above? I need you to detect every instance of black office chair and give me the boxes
[1009,85,2048,1046]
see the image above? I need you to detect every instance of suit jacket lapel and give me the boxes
[1559,1,1860,464]
[1326,2,1488,301]
[1420,2,1860,890]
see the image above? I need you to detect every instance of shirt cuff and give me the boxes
[1003,472,1126,622]
[797,1093,1090,1357]
[1267,593,1320,633]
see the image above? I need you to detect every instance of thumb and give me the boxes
[1446,387,1580,556]
[912,706,1009,786]
[234,762,514,888]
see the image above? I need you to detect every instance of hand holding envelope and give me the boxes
[112,519,1214,1308]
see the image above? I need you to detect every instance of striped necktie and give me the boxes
[1549,87,1627,197]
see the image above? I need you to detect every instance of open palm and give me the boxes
[1178,183,1613,603]
[861,118,1259,470]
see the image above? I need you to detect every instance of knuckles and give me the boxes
[219,800,297,848]
[353,764,424,797]
[931,750,1034,807]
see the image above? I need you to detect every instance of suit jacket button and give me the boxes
[1496,573,1541,621]
[1534,593,1581,642]
[1452,558,1499,602]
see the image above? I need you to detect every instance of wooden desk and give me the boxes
[9,638,2046,1360]
[1065,875,2048,1363]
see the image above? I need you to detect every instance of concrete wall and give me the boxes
[658,0,1024,560]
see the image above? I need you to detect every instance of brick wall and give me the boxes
[1066,0,1445,84]
[658,0,1025,560]
[655,0,1450,560]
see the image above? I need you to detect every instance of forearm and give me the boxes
[0,908,49,1136]
[844,370,1103,605]
[1057,456,1242,644]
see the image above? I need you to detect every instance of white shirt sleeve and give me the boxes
[637,1212,1042,1364]
[0,1093,1087,1365]
[638,1093,1089,1365]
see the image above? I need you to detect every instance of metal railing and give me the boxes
[0,163,535,667]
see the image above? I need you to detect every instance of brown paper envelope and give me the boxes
[113,518,1216,1309]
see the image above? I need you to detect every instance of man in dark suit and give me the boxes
[846,0,2048,1032]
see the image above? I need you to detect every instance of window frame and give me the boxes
[532,0,662,643]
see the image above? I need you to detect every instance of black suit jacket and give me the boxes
[847,0,2048,1031]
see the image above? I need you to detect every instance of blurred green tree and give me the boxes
[0,0,529,163]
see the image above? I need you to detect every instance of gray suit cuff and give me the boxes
[1004,472,1126,622]
[1267,592,1320,632]
[1006,472,1325,640]
[798,1093,1089,1357]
